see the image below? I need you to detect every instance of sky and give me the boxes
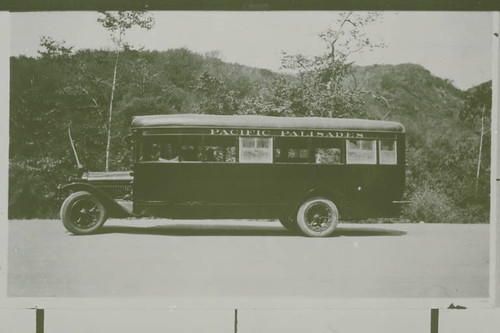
[10,11,494,90]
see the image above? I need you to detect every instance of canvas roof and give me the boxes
[131,114,405,133]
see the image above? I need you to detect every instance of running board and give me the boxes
[115,199,134,215]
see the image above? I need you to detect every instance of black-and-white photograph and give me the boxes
[6,10,493,301]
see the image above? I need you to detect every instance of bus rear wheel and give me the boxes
[60,191,108,235]
[296,197,339,237]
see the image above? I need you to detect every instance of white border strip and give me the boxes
[2,296,492,310]
[0,11,10,306]
[491,11,500,307]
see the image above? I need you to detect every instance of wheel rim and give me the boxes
[69,198,101,229]
[304,202,335,232]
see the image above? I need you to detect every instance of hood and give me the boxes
[82,171,133,182]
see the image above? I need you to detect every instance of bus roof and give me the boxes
[131,114,405,133]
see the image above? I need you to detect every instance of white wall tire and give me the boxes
[60,191,108,235]
[296,197,339,237]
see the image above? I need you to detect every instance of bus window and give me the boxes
[203,136,237,162]
[288,148,309,160]
[313,139,343,164]
[140,137,179,162]
[346,139,376,164]
[274,137,310,163]
[239,137,272,163]
[379,140,397,165]
[179,136,202,162]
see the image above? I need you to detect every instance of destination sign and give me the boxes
[209,128,364,138]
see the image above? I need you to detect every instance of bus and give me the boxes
[59,114,406,237]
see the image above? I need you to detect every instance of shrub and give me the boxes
[403,187,462,223]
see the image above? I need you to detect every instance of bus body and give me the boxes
[60,114,405,237]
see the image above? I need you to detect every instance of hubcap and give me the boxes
[70,199,100,229]
[304,202,334,232]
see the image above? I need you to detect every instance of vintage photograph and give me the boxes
[7,11,493,300]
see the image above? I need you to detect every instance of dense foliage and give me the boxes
[9,49,491,222]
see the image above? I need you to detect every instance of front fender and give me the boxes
[59,182,136,218]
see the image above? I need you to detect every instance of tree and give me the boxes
[278,12,386,118]
[194,71,240,115]
[459,81,492,190]
[98,11,154,171]
[38,36,74,59]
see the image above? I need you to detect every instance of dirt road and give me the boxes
[8,219,489,298]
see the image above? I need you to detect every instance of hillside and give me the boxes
[356,64,490,223]
[9,48,491,222]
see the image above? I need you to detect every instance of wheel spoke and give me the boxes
[70,199,100,229]
[304,202,333,232]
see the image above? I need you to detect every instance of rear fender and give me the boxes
[59,182,135,218]
[300,188,338,204]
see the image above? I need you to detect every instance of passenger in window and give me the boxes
[225,147,237,162]
[159,156,179,162]
[205,147,216,162]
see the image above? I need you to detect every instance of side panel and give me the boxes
[133,162,404,219]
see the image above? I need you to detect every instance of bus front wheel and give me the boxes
[60,191,108,235]
[296,197,339,237]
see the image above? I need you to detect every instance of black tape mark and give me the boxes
[430,308,439,333]
[36,309,44,333]
[234,309,238,333]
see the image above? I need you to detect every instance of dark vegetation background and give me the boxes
[9,48,491,222]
